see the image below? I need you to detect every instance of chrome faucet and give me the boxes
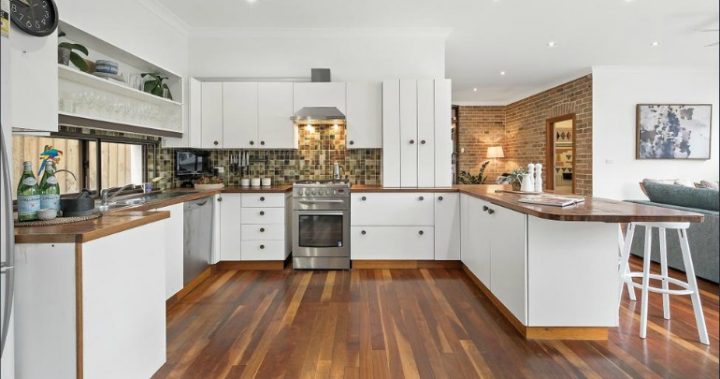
[100,183,140,205]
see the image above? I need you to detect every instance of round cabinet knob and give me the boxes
[418,230,424,236]
[260,244,265,250]
[361,230,367,235]
[260,228,265,233]
[260,211,265,216]
[250,141,255,145]
[260,196,265,201]
[213,141,219,146]
[349,140,355,145]
[488,209,495,215]
[438,196,444,201]
[418,196,424,201]
[361,196,367,201]
[420,140,427,145]
[409,139,415,145]
[260,141,266,146]
[217,197,223,202]
[482,205,489,212]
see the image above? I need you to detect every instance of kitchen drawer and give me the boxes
[350,226,434,260]
[241,193,285,208]
[241,240,286,261]
[241,224,285,240]
[241,208,284,224]
[351,193,434,226]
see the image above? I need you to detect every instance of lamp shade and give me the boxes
[487,146,504,159]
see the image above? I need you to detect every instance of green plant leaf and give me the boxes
[69,53,89,72]
[162,83,173,100]
[57,42,88,56]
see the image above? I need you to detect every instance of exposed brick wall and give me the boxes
[457,75,593,195]
[457,106,506,182]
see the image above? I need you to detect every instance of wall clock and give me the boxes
[10,0,58,37]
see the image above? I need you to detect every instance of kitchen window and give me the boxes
[11,133,151,199]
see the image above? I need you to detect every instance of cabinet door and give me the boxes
[351,226,434,260]
[434,193,460,260]
[293,82,346,113]
[417,79,435,187]
[434,79,453,187]
[259,82,297,149]
[346,81,382,149]
[219,195,242,261]
[382,80,401,187]
[10,28,58,132]
[461,196,491,286]
[399,80,418,187]
[161,204,184,299]
[489,205,527,324]
[223,82,258,149]
[351,193,434,226]
[200,82,223,148]
[188,78,203,148]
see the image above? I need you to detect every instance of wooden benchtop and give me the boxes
[352,184,704,223]
[15,211,170,244]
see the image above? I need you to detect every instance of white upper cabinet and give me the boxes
[417,79,436,187]
[434,79,453,187]
[345,82,382,149]
[258,82,297,149]
[382,80,401,187]
[293,82,346,113]
[200,82,223,148]
[10,27,58,132]
[187,78,203,148]
[399,79,418,187]
[222,82,258,149]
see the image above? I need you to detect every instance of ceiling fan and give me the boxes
[702,28,719,47]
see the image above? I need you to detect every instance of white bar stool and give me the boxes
[619,222,709,345]
[618,224,636,301]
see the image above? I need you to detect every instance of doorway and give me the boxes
[546,115,576,194]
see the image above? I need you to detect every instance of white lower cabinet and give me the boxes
[434,193,460,260]
[460,194,528,324]
[217,193,289,261]
[351,226,434,260]
[351,193,434,226]
[161,203,184,299]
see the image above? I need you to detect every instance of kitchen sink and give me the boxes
[97,191,198,212]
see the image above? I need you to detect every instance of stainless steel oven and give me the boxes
[292,181,350,269]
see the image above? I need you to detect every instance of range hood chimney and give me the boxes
[292,69,346,124]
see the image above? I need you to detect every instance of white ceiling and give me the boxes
[155,0,719,105]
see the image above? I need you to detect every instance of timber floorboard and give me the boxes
[153,256,719,378]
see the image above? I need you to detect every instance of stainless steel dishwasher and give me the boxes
[183,197,213,285]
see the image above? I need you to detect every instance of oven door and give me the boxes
[293,210,349,258]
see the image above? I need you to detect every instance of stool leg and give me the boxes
[677,229,710,345]
[618,224,637,302]
[639,226,653,339]
[659,228,670,319]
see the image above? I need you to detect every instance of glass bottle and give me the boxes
[39,160,61,216]
[17,161,40,221]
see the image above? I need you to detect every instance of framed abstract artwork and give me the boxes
[636,104,713,160]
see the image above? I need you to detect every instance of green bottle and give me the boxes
[39,160,61,216]
[17,161,41,221]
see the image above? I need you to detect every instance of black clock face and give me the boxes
[10,0,58,37]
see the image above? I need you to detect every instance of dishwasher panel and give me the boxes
[183,197,213,285]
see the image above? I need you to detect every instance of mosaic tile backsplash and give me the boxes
[148,126,382,189]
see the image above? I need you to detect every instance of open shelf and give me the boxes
[59,111,182,138]
[59,64,182,108]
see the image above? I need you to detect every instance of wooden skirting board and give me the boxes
[216,260,288,271]
[461,264,609,341]
[352,260,462,269]
[166,266,215,309]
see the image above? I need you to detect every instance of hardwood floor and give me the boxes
[153,257,719,379]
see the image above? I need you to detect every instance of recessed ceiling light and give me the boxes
[547,41,557,48]
[500,71,506,76]
[473,88,478,92]
[651,41,660,47]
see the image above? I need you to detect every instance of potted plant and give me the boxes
[57,31,90,72]
[141,73,173,100]
[507,168,527,191]
[458,161,490,184]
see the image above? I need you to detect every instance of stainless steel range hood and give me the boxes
[292,107,346,125]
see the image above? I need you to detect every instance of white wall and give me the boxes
[592,66,720,200]
[189,29,447,80]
